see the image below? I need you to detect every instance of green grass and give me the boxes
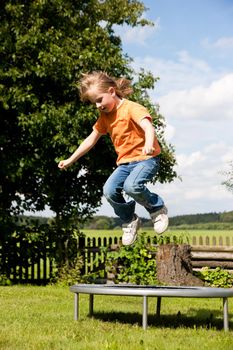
[82,229,233,245]
[1,285,233,350]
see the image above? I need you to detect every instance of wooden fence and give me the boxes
[83,235,233,274]
[0,236,55,284]
[191,246,233,271]
[1,234,233,284]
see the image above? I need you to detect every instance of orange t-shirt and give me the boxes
[93,99,161,165]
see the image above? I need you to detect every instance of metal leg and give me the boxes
[74,293,79,321]
[223,297,229,331]
[142,296,148,330]
[156,297,162,318]
[89,294,94,316]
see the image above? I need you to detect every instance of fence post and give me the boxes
[78,236,85,275]
[43,240,47,284]
[192,236,197,245]
[199,236,203,245]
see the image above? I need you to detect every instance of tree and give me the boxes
[222,162,233,195]
[0,0,176,226]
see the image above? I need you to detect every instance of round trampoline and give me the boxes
[70,284,233,330]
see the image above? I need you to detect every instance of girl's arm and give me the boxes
[140,118,156,155]
[58,129,102,170]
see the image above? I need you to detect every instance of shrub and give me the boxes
[106,233,158,285]
[0,274,12,286]
[196,267,233,288]
[55,255,84,286]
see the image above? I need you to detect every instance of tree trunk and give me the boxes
[156,243,204,286]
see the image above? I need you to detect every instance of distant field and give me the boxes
[82,228,233,245]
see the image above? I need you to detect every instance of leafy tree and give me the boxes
[0,0,176,228]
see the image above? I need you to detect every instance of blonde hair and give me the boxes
[79,71,133,101]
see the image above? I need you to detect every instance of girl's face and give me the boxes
[88,86,120,113]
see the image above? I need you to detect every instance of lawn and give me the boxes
[82,228,233,246]
[1,285,233,350]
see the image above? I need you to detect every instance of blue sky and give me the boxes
[33,0,233,218]
[97,0,233,217]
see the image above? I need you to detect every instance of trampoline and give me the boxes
[70,284,233,330]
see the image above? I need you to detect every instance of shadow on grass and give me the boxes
[91,309,233,330]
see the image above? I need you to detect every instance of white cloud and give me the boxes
[202,37,233,50]
[158,73,233,121]
[132,51,216,96]
[177,152,206,168]
[164,123,175,142]
[114,17,160,46]
[178,50,211,72]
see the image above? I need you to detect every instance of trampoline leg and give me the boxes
[156,297,162,318]
[142,296,148,330]
[89,294,94,316]
[223,297,229,331]
[74,293,79,321]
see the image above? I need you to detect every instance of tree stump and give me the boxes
[156,243,204,286]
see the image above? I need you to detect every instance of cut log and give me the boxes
[156,243,204,286]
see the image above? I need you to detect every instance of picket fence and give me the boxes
[1,234,233,284]
[0,236,55,284]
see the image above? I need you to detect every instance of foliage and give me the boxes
[0,274,12,286]
[169,222,233,230]
[81,210,233,230]
[196,267,233,288]
[106,233,158,285]
[55,255,84,286]
[169,212,233,226]
[83,215,122,229]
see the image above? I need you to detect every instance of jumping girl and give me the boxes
[58,72,168,245]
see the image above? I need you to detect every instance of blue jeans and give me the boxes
[103,156,164,223]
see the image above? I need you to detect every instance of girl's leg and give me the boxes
[123,157,168,234]
[123,157,164,213]
[103,165,136,223]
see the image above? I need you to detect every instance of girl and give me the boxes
[58,72,168,245]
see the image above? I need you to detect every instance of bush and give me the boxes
[196,267,233,288]
[106,233,158,285]
[0,274,12,286]
[55,255,84,286]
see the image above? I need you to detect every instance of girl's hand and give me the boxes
[142,145,155,155]
[58,159,72,170]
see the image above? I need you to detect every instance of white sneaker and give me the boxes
[122,215,140,246]
[151,206,169,234]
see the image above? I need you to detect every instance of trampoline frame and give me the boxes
[70,284,233,331]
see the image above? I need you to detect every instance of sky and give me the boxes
[33,0,233,219]
[96,0,233,218]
